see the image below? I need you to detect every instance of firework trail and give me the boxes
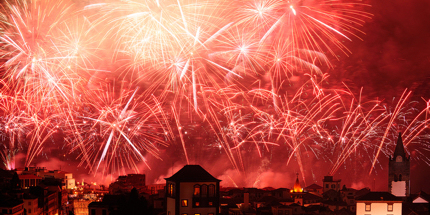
[65,84,170,175]
[0,0,428,184]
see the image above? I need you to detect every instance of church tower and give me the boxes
[388,133,410,197]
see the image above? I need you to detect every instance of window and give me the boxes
[208,213,214,215]
[28,209,31,213]
[208,185,215,197]
[365,203,371,211]
[399,174,402,181]
[182,199,188,207]
[331,184,335,189]
[202,185,208,197]
[209,202,213,206]
[195,214,201,215]
[168,183,175,196]
[195,202,200,207]
[182,214,188,215]
[387,203,393,211]
[194,185,201,196]
[325,184,328,188]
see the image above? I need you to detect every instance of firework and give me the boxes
[0,0,428,186]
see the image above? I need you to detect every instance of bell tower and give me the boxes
[388,133,410,197]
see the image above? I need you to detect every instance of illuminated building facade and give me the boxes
[165,165,220,215]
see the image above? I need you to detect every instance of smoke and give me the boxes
[336,0,430,98]
[350,181,366,190]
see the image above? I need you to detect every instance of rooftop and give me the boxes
[305,183,323,190]
[356,192,402,201]
[165,165,220,182]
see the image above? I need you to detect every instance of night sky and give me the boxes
[2,0,430,193]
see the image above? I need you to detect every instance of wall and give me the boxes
[356,202,402,215]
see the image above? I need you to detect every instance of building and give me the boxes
[388,133,410,197]
[322,176,341,193]
[0,197,24,215]
[356,192,402,215]
[23,193,42,215]
[88,202,109,215]
[74,199,93,215]
[165,165,221,215]
[305,184,323,195]
[18,174,42,189]
[16,167,75,190]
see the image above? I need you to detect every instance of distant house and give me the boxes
[305,184,323,195]
[323,176,341,193]
[165,165,221,215]
[356,192,402,215]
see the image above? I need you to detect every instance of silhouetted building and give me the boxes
[322,176,341,193]
[305,184,323,195]
[389,133,410,197]
[0,196,24,215]
[165,165,220,215]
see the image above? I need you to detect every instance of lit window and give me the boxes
[182,199,188,207]
[194,185,201,196]
[195,202,200,207]
[182,214,188,215]
[168,184,175,196]
[365,203,371,211]
[195,214,201,215]
[388,203,393,211]
[209,202,213,206]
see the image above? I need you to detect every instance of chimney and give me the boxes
[243,193,249,211]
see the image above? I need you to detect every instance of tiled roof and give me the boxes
[305,183,323,190]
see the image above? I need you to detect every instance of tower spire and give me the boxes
[293,173,302,192]
[393,132,406,159]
